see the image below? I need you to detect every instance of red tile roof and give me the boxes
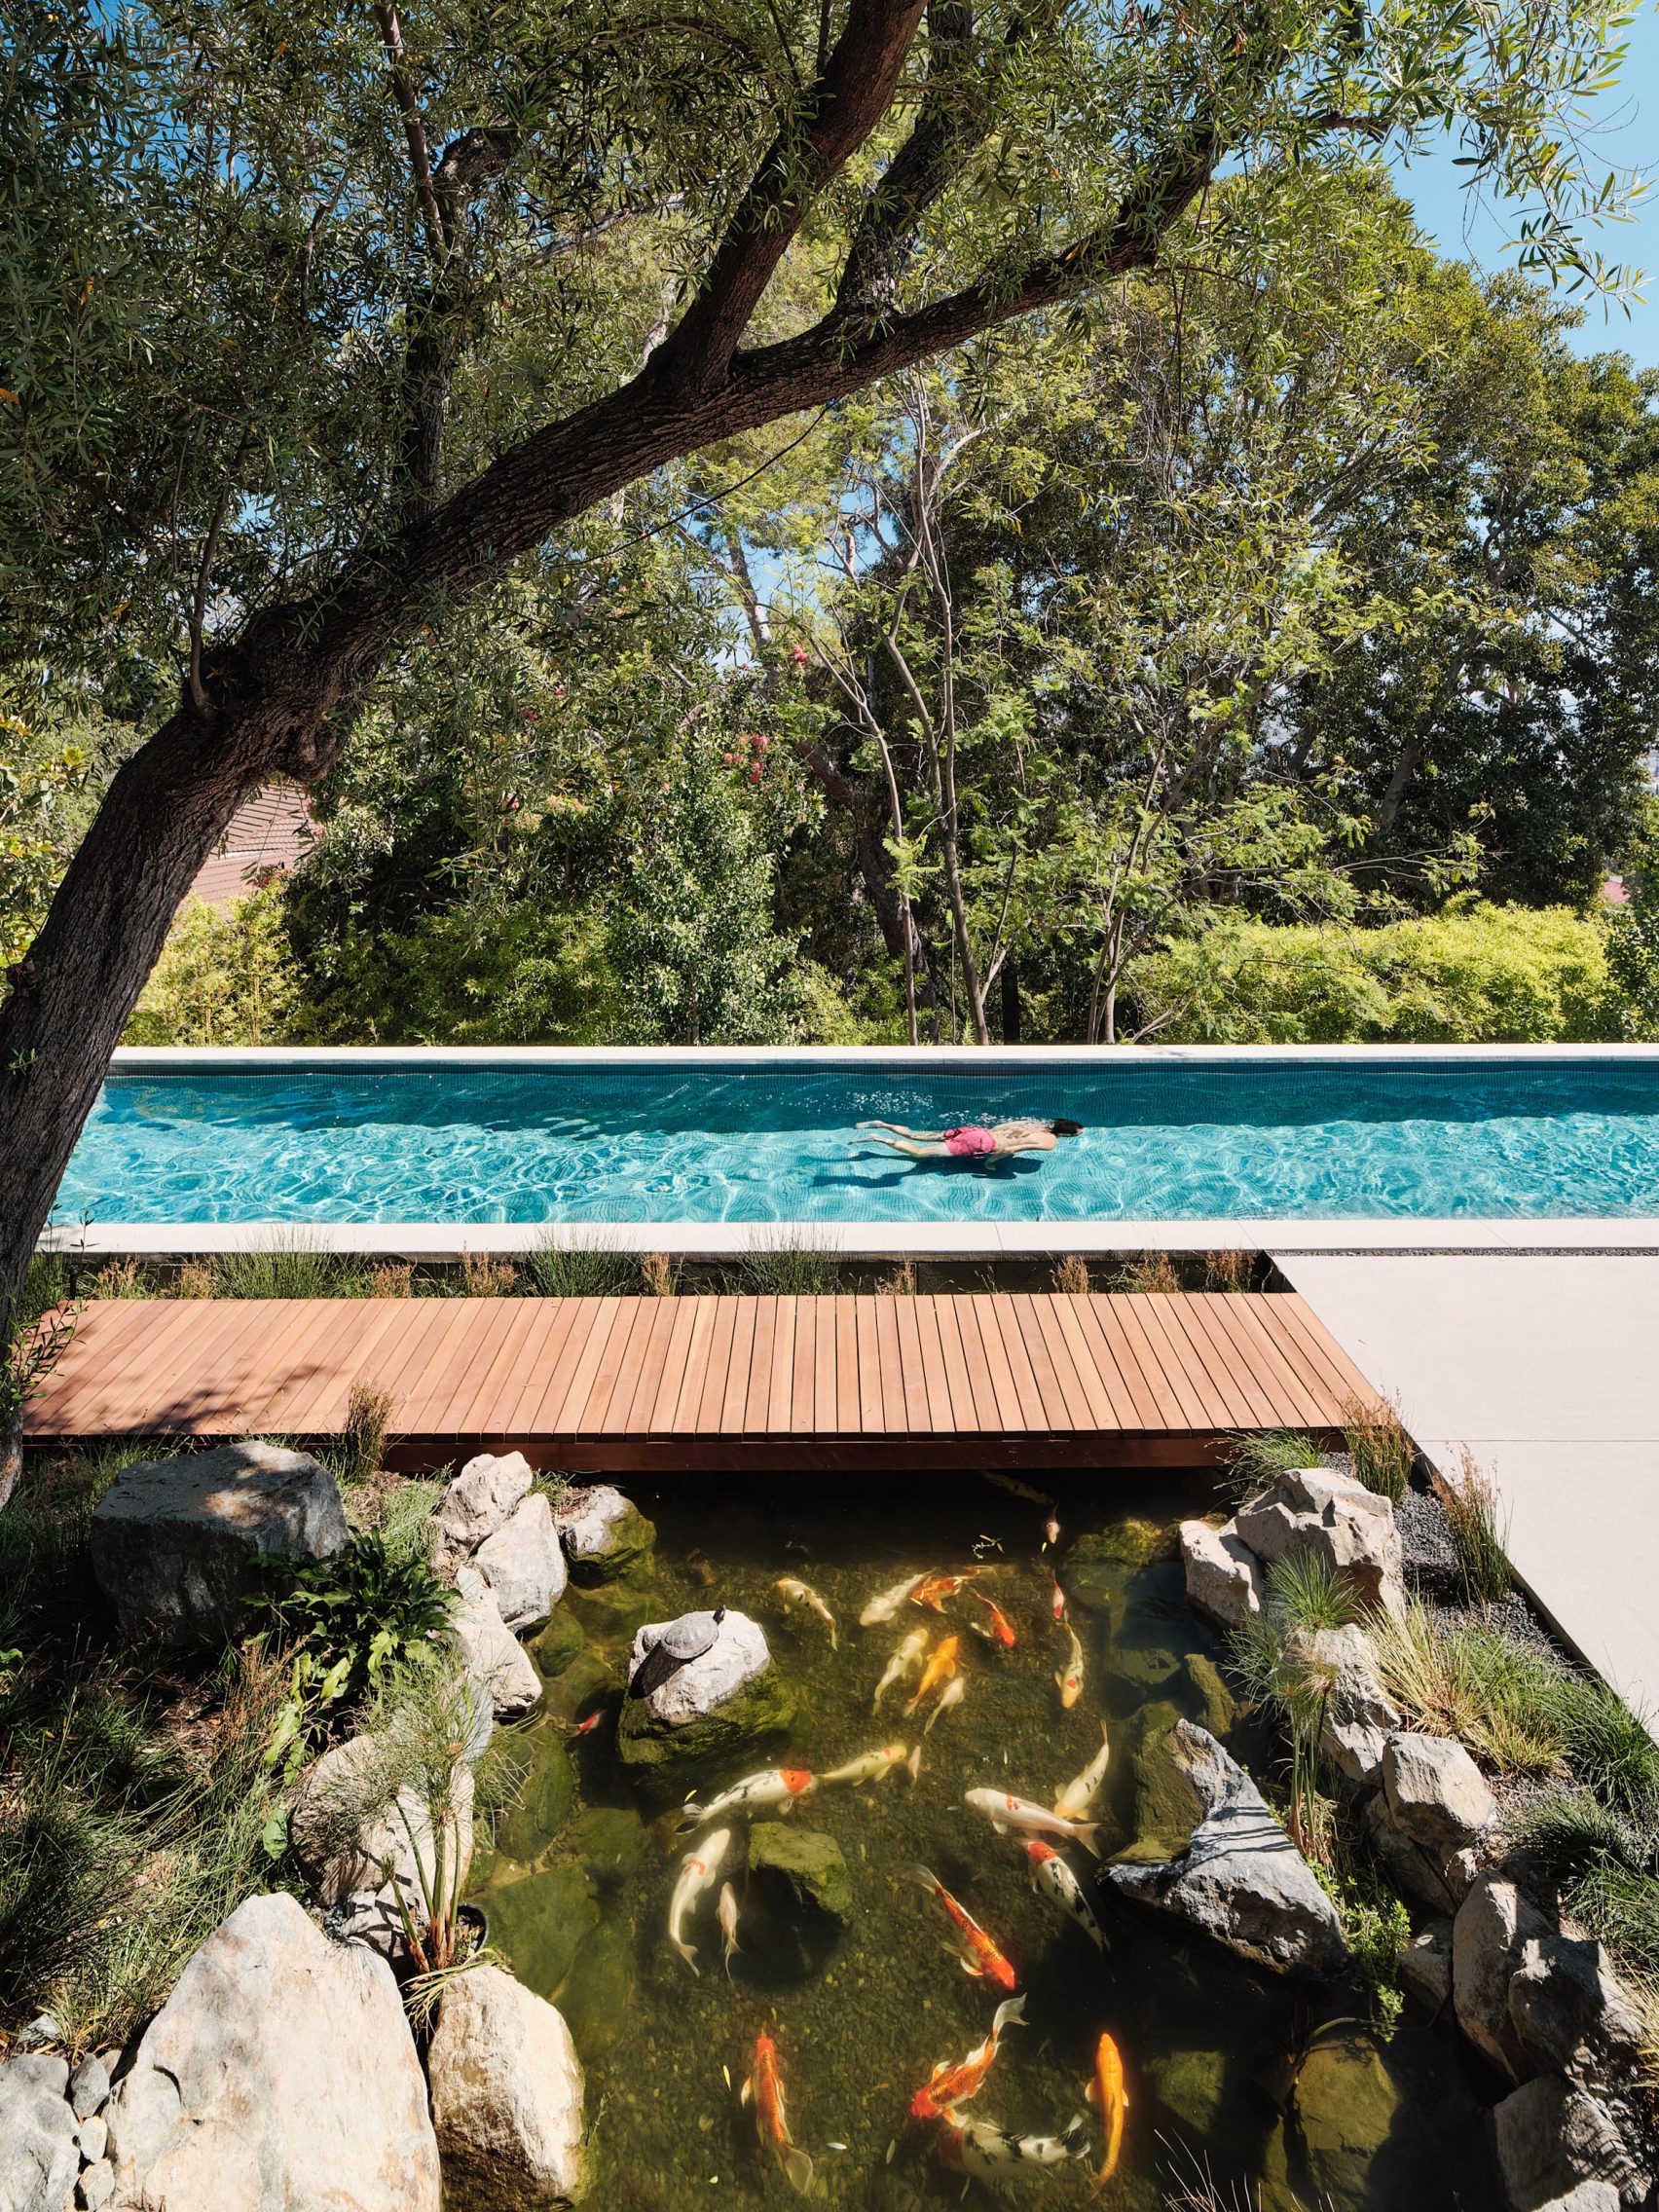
[186,784,317,908]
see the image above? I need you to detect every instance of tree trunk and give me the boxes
[1000,960,1021,1043]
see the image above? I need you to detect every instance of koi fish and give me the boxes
[718,1880,742,1979]
[909,1995,1026,2120]
[981,1472,1055,1505]
[668,1826,731,1974]
[872,1627,928,1710]
[1056,1623,1084,1709]
[776,1576,837,1649]
[1088,2032,1128,2193]
[1027,1840,1107,1950]
[910,1864,1017,1991]
[903,1635,960,1714]
[681,1768,816,1829]
[964,1788,1104,1857]
[1054,1720,1112,1822]
[937,2109,1089,2182]
[740,2032,814,2197]
[861,1572,926,1625]
[820,1743,907,1786]
[911,1570,976,1612]
[571,1708,607,1737]
[904,1742,923,1783]
[1043,1515,1061,1551]
[1051,1578,1068,1624]
[971,1591,1017,1649]
[923,1675,967,1735]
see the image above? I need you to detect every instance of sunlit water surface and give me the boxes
[469,1474,1499,2210]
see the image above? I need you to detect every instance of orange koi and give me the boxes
[741,2033,814,2196]
[1087,2031,1128,2193]
[909,1995,1025,2120]
[903,1634,960,1714]
[910,1570,975,1612]
[970,1591,1017,1648]
[910,1864,1017,1992]
[1051,1577,1068,1623]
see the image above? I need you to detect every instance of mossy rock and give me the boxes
[744,1822,852,1979]
[479,1859,599,2001]
[1103,1635,1183,1693]
[562,1804,650,1881]
[566,1499,656,1585]
[534,1604,586,1679]
[1148,2046,1232,2139]
[1291,2031,1404,2205]
[1085,1519,1180,1570]
[1113,1702,1205,1864]
[616,1663,801,1779]
[493,1725,576,1864]
[556,1917,634,2057]
[1183,1651,1240,1735]
[567,1561,663,1643]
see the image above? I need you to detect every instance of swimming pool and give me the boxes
[51,1046,1659,1235]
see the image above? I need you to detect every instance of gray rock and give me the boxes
[75,2115,107,2165]
[552,1484,655,1583]
[474,1493,567,1631]
[1382,1732,1495,1855]
[66,2056,109,2121]
[289,1731,474,1932]
[1531,2189,1621,2212]
[76,2161,115,2212]
[427,1965,585,2208]
[102,1892,440,2211]
[1361,1790,1467,1916]
[1396,1918,1454,2016]
[1282,1623,1400,1786]
[454,1567,542,1717]
[1454,1875,1552,2083]
[1291,2030,1405,2203]
[435,1451,534,1563]
[0,2054,79,2212]
[90,1442,346,1640]
[625,1609,769,1730]
[1509,1935,1646,2093]
[1179,1518,1264,1630]
[1491,2076,1645,2211]
[1106,1720,1347,1981]
[1235,1465,1408,1614]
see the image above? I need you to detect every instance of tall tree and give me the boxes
[0,0,1641,1327]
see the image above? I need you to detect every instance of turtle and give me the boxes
[628,1606,727,1701]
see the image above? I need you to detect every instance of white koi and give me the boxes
[820,1743,907,1786]
[718,1879,741,1978]
[965,1788,1104,1857]
[938,2109,1089,2181]
[1026,1840,1107,1949]
[680,1767,817,1830]
[1056,1623,1084,1709]
[923,1674,967,1735]
[905,1742,923,1783]
[668,1826,731,1975]
[1054,1720,1112,1822]
[872,1627,928,1711]
[861,1572,926,1626]
[1043,1515,1061,1551]
[776,1576,838,1650]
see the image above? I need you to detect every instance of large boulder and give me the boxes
[479,1863,602,2004]
[102,1892,440,2211]
[551,1485,655,1584]
[90,1442,346,1640]
[1107,1720,1347,1981]
[1508,1935,1646,2094]
[616,1610,795,1771]
[289,1732,474,1939]
[0,2053,80,2212]
[474,1494,567,1631]
[1180,1519,1264,1631]
[1290,2031,1406,2204]
[1281,1624,1400,1787]
[427,1966,585,2208]
[746,1823,854,1977]
[1453,1875,1552,2083]
[1491,2076,1646,2211]
[1382,1733,1495,1856]
[454,1567,542,1718]
[435,1451,534,1566]
[1234,1466,1407,1614]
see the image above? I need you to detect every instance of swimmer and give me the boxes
[857,1116,1083,1162]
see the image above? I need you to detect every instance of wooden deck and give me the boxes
[24,1292,1376,1470]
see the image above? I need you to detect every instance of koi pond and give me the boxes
[467,1472,1500,2208]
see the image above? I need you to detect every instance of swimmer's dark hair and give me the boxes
[1049,1117,1084,1136]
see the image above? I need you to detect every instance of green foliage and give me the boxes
[1342,1397,1414,1506]
[1224,1429,1319,1499]
[211,1237,373,1301]
[1436,1456,1513,1605]
[0,716,90,967]
[526,1234,638,1299]
[1318,1861,1412,2040]
[742,1232,840,1297]
[124,890,312,1047]
[1135,901,1623,1045]
[1229,1556,1361,1862]
[1368,1602,1569,1776]
[335,1382,394,1489]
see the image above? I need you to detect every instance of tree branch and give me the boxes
[373,3,448,260]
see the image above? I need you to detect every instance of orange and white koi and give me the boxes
[1043,1515,1061,1552]
[911,1570,976,1612]
[682,1768,816,1829]
[910,1864,1017,1991]
[909,1995,1026,2120]
[981,1472,1055,1506]
[668,1826,732,1974]
[1087,2032,1128,2193]
[740,2033,814,2197]
[1056,1623,1084,1709]
[964,1788,1104,1857]
[1051,1578,1068,1623]
[1026,1840,1107,1950]
[936,2109,1089,2181]
[923,1675,967,1735]
[860,1572,926,1626]
[872,1627,928,1710]
[820,1743,907,1786]
[903,1634,960,1714]
[971,1591,1017,1649]
[776,1576,837,1649]
[1054,1720,1112,1822]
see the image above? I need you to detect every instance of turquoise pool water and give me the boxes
[55,1054,1659,1224]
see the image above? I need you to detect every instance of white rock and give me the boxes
[1284,1623,1400,1786]
[76,2114,107,2165]
[289,1732,473,1927]
[1453,1875,1551,2083]
[103,1893,440,2212]
[0,2054,80,2212]
[1180,1519,1264,1631]
[454,1567,542,1717]
[1532,2188,1621,2212]
[627,1609,769,1728]
[474,1494,567,1630]
[77,2160,115,2211]
[1234,1465,1408,1614]
[435,1452,535,1561]
[1382,1732,1495,1855]
[427,1966,586,2208]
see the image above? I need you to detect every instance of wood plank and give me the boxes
[693,1298,739,1433]
[812,1297,838,1436]
[1097,1296,1182,1430]
[645,1298,700,1436]
[719,1298,758,1433]
[531,1299,608,1434]
[833,1296,861,1435]
[743,1298,778,1433]
[448,1295,546,1439]
[790,1296,817,1434]
[405,1299,507,1438]
[39,1302,185,1429]
[854,1297,883,1433]
[966,1294,1023,1430]
[892,1296,935,1432]
[497,1296,588,1438]
[988,1296,1048,1431]
[1161,1296,1266,1430]
[151,1299,286,1431]
[765,1298,797,1433]
[1047,1294,1119,1431]
[943,1296,1003,1434]
[915,1295,969,1432]
[1275,1294,1374,1405]
[1132,1296,1217,1429]
[246,1300,369,1434]
[1213,1293,1318,1422]
[1190,1295,1292,1427]
[872,1296,906,1433]
[1010,1294,1078,1429]
[579,1295,647,1435]
[614,1298,681,1435]
[668,1297,719,1433]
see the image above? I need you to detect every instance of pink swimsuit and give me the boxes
[942,1124,998,1159]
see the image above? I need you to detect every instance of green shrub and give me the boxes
[525,1233,636,1298]
[1369,1601,1567,1775]
[1342,1393,1414,1505]
[743,1230,840,1297]
[124,888,313,1046]
[334,1381,394,1487]
[212,1236,370,1299]
[1224,1427,1318,1499]
[1436,1452,1511,1604]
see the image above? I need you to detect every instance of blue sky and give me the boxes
[1393,4,1659,367]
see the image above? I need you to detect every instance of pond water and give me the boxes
[469,1473,1500,2209]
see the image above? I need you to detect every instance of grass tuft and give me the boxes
[1341,1391,1414,1505]
[525,1232,637,1299]
[1051,1253,1091,1295]
[1202,1249,1255,1294]
[212,1234,368,1299]
[1224,1426,1319,1502]
[1435,1450,1511,1604]
[335,1380,395,1487]
[742,1229,841,1297]
[640,1251,680,1296]
[1367,1600,1567,1777]
[1118,1251,1182,1293]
